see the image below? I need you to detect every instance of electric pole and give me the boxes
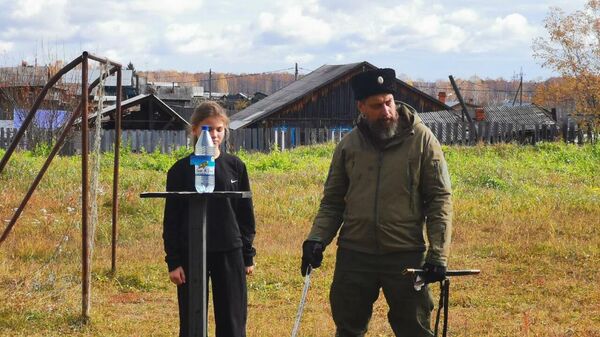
[209,68,212,99]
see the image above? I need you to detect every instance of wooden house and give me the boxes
[229,61,450,130]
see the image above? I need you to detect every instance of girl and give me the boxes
[162,101,256,337]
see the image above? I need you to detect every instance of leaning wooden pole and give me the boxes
[111,67,122,274]
[0,104,81,244]
[449,75,478,140]
[0,66,118,246]
[81,52,91,320]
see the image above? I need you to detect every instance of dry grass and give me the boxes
[0,142,599,336]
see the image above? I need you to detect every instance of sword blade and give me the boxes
[291,266,312,337]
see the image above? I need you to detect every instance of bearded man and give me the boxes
[300,68,453,337]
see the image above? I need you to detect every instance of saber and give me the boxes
[403,268,480,337]
[403,268,481,276]
[291,265,312,337]
[403,269,480,291]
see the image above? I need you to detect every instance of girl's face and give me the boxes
[193,116,226,148]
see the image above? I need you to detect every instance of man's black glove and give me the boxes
[422,262,447,284]
[301,240,324,276]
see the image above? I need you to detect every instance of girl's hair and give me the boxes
[189,101,230,145]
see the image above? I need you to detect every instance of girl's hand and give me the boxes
[169,266,186,285]
[245,265,254,276]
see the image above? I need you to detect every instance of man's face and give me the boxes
[357,93,398,140]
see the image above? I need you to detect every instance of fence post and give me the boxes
[576,124,583,144]
[507,123,514,143]
[297,128,303,145]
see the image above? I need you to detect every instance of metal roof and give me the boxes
[481,104,555,127]
[419,109,463,124]
[229,62,370,130]
[421,104,556,128]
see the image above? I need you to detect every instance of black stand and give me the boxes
[140,191,251,337]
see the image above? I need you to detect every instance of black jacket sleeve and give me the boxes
[236,159,256,266]
[162,162,185,272]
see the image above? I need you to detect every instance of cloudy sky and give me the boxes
[0,0,588,81]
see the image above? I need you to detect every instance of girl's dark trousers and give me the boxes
[177,248,247,337]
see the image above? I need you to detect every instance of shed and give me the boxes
[229,61,449,130]
[77,93,189,130]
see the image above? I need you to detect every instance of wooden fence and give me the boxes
[0,127,17,150]
[228,121,596,151]
[0,128,189,154]
[72,129,189,154]
[227,127,350,152]
[0,122,597,155]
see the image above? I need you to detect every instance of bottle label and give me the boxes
[192,155,215,176]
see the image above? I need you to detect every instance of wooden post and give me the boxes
[111,67,122,274]
[81,52,91,320]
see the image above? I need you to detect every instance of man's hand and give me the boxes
[245,265,254,275]
[169,266,186,285]
[301,240,324,276]
[421,262,447,284]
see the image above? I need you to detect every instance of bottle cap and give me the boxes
[201,125,209,131]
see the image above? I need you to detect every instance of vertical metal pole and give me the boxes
[295,63,298,81]
[208,69,212,99]
[111,67,122,274]
[81,52,91,320]
[188,196,208,337]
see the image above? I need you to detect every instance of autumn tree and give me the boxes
[215,73,229,93]
[533,0,600,126]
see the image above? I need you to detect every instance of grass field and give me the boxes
[0,142,599,336]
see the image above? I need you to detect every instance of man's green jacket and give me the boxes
[307,102,453,266]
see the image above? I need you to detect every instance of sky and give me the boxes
[0,0,590,82]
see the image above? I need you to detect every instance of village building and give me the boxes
[229,61,450,130]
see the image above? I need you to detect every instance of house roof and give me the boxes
[230,61,450,130]
[420,104,556,128]
[75,93,189,126]
[230,62,368,130]
[419,109,463,124]
[481,104,555,127]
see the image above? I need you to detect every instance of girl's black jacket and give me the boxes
[162,153,256,272]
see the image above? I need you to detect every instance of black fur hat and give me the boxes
[350,68,397,100]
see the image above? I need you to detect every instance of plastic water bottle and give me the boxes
[194,125,215,193]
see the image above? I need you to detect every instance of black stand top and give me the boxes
[140,191,252,199]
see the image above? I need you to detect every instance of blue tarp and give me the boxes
[13,109,69,129]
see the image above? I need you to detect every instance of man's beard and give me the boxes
[367,117,398,141]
